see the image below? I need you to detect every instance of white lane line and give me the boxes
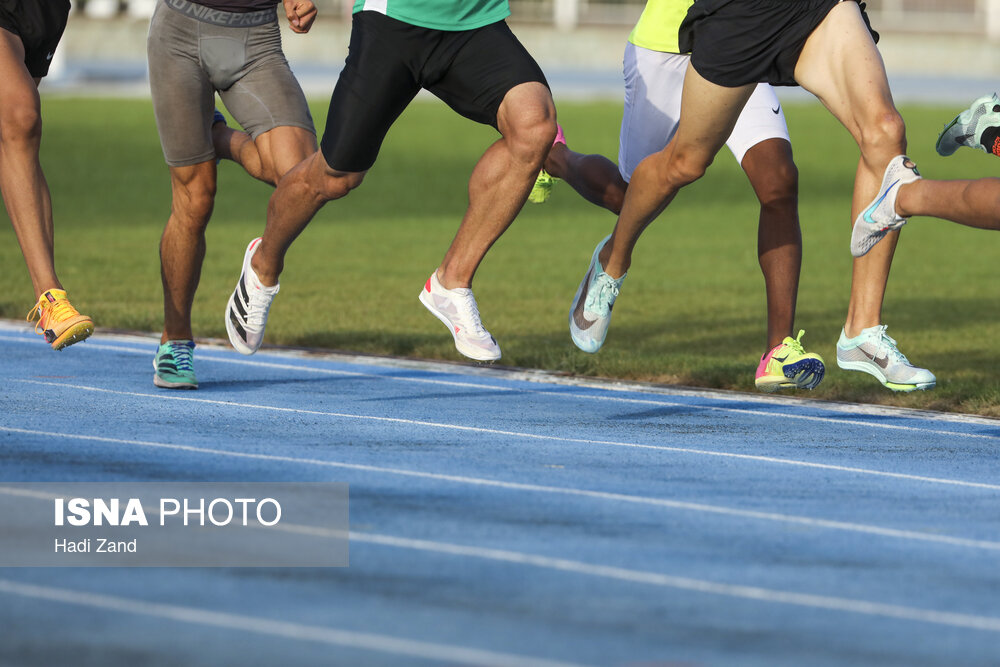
[2,486,996,635]
[9,381,1000,492]
[330,529,1000,633]
[6,333,998,440]
[0,580,585,667]
[2,430,998,551]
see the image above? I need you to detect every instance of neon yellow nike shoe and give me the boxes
[528,169,557,204]
[754,329,825,393]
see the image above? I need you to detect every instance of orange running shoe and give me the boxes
[26,289,94,350]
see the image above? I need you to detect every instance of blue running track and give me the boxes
[1,320,999,666]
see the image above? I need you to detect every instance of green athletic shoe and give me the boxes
[528,124,567,204]
[935,93,1000,157]
[529,169,557,204]
[153,339,198,389]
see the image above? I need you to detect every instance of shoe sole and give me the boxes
[151,357,198,389]
[50,321,94,351]
[836,357,936,392]
[935,115,963,156]
[755,358,825,393]
[153,373,198,390]
[418,290,500,362]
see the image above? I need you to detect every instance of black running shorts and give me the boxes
[678,0,878,87]
[320,11,549,173]
[0,0,71,78]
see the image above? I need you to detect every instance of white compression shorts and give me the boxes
[618,42,791,182]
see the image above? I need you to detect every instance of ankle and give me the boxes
[250,252,280,287]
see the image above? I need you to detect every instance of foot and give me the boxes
[418,272,501,361]
[528,124,566,204]
[153,339,198,389]
[836,325,936,392]
[850,155,921,258]
[935,93,1000,157]
[26,290,94,351]
[226,238,280,355]
[569,234,625,353]
[754,330,825,393]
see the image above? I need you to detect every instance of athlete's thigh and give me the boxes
[672,61,754,168]
[724,83,790,165]
[253,126,317,179]
[319,12,420,173]
[147,2,216,167]
[618,44,687,182]
[793,0,894,146]
[0,28,38,106]
[218,22,315,142]
[426,20,548,129]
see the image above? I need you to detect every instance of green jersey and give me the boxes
[353,0,510,31]
[628,0,691,53]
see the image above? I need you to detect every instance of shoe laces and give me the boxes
[26,295,80,334]
[167,341,194,372]
[584,272,620,317]
[246,290,273,328]
[455,290,490,338]
[783,329,808,356]
[871,325,910,365]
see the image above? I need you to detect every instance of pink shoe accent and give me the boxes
[424,277,432,292]
[755,345,778,379]
[553,124,566,147]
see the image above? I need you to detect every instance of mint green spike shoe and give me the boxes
[153,339,198,389]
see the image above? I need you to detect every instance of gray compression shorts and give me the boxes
[147,0,314,167]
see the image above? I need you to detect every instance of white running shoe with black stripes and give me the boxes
[226,238,279,356]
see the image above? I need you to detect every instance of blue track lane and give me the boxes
[1,321,999,666]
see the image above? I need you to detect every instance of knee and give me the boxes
[504,106,557,165]
[316,166,366,201]
[756,159,799,211]
[0,104,42,148]
[859,109,906,158]
[663,147,710,188]
[171,179,216,229]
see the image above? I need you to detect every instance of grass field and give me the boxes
[2,97,999,415]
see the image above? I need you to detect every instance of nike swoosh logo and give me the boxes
[860,349,890,369]
[863,179,899,224]
[573,266,597,330]
[771,106,780,114]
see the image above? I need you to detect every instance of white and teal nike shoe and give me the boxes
[569,235,626,354]
[850,155,920,258]
[935,93,1000,157]
[836,325,935,392]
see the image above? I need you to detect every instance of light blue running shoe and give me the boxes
[935,93,1000,157]
[836,325,935,392]
[153,339,197,389]
[569,235,626,353]
[850,155,920,258]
